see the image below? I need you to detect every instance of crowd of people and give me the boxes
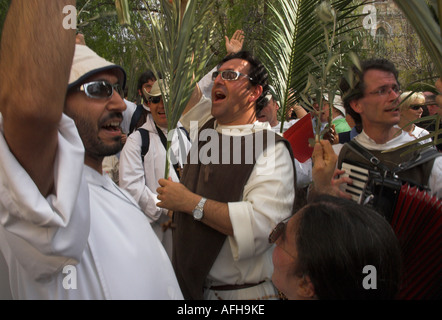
[0,0,441,300]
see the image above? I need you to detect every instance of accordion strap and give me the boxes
[346,140,390,174]
[347,140,441,175]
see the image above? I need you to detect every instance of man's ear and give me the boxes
[297,275,316,299]
[249,85,263,103]
[350,99,362,114]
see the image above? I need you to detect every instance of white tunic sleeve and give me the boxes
[0,114,90,281]
[228,140,294,260]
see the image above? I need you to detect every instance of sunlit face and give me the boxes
[351,69,401,129]
[271,213,311,300]
[148,96,168,129]
[211,58,258,125]
[257,97,279,127]
[64,71,126,166]
[400,103,423,125]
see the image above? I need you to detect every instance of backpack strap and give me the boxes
[129,104,146,135]
[179,127,190,140]
[137,128,150,161]
[156,125,190,179]
[138,126,190,179]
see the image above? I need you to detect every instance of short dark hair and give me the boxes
[339,59,400,126]
[295,194,402,300]
[137,70,162,91]
[217,51,269,114]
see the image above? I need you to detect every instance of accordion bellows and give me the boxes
[392,184,442,300]
[340,162,441,299]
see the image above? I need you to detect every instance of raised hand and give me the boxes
[310,139,353,199]
[225,30,245,55]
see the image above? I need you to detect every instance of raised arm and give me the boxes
[0,0,76,196]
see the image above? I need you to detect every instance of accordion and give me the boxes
[341,162,442,299]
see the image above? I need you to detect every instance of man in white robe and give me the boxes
[0,0,182,300]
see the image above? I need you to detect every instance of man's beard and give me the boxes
[74,115,123,158]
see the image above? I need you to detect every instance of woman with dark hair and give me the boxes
[270,194,402,300]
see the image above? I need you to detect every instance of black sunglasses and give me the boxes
[78,80,124,99]
[409,104,423,110]
[149,96,162,104]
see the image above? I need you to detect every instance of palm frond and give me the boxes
[115,0,131,26]
[129,0,215,178]
[257,0,367,134]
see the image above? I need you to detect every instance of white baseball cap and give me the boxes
[323,93,345,116]
[68,44,126,89]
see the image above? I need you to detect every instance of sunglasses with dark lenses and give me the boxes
[212,70,253,81]
[149,96,162,104]
[79,81,124,99]
[409,104,424,110]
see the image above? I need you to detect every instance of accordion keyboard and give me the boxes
[340,162,370,204]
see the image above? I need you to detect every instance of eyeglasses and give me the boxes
[212,70,253,81]
[409,104,423,110]
[268,217,291,244]
[78,81,124,99]
[149,96,162,104]
[367,85,401,97]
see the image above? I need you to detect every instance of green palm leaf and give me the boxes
[257,0,366,134]
[130,0,215,178]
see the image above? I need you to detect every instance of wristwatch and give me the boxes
[193,197,207,221]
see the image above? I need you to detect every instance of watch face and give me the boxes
[193,209,203,220]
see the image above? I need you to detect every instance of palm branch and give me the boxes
[115,0,131,26]
[129,0,215,178]
[256,0,366,135]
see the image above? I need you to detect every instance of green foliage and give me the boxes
[75,0,148,101]
[129,0,216,178]
[256,0,366,134]
[393,0,442,76]
[0,0,11,41]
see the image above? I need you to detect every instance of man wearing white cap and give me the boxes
[0,1,182,300]
[315,93,352,134]
[119,80,191,259]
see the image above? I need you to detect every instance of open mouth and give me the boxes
[213,90,226,102]
[102,121,121,132]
